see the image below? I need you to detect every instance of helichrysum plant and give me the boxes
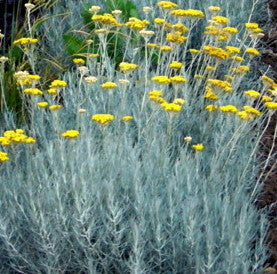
[0,0,275,273]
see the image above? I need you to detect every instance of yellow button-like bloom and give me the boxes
[225,46,241,54]
[243,106,262,116]
[125,18,150,30]
[244,90,261,99]
[205,105,218,112]
[157,1,178,9]
[166,32,187,44]
[219,105,238,113]
[24,88,43,96]
[203,45,229,60]
[73,58,85,65]
[171,9,205,18]
[61,130,80,139]
[37,102,49,108]
[47,88,58,95]
[169,61,183,69]
[161,102,182,112]
[245,48,260,56]
[170,75,187,83]
[212,16,229,24]
[92,13,118,26]
[261,75,275,87]
[206,66,216,71]
[160,45,172,52]
[49,104,62,111]
[50,80,67,88]
[147,43,160,49]
[172,98,186,105]
[149,96,166,104]
[204,25,220,36]
[13,37,38,45]
[222,27,238,34]
[245,22,259,29]
[0,151,9,162]
[231,55,244,62]
[122,116,133,122]
[237,111,254,121]
[207,79,232,92]
[154,18,166,25]
[204,88,218,100]
[152,76,171,84]
[91,114,115,125]
[148,90,164,97]
[172,24,188,34]
[230,65,250,74]
[89,53,99,59]
[262,96,273,102]
[101,81,117,89]
[24,137,36,144]
[119,62,138,72]
[264,102,277,110]
[0,137,11,146]
[192,144,204,151]
[208,6,221,12]
[189,49,200,54]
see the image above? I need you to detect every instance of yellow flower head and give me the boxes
[170,75,187,83]
[225,46,241,54]
[219,105,238,113]
[189,49,200,54]
[92,13,118,26]
[122,116,133,122]
[154,18,166,25]
[192,144,204,151]
[204,87,219,100]
[0,151,9,162]
[61,130,80,139]
[47,88,58,95]
[149,96,166,104]
[160,45,172,52]
[91,114,115,125]
[264,102,277,110]
[243,106,262,116]
[230,65,250,74]
[237,111,254,121]
[172,98,186,105]
[207,79,232,92]
[148,90,164,97]
[119,62,138,72]
[262,96,273,102]
[169,61,183,69]
[245,48,260,56]
[231,55,244,62]
[50,80,67,88]
[161,102,182,112]
[172,24,189,34]
[245,22,259,29]
[205,105,218,112]
[125,17,150,30]
[244,90,261,99]
[171,9,205,18]
[212,16,229,24]
[101,82,117,89]
[73,58,86,65]
[49,104,62,111]
[166,32,187,44]
[152,76,171,84]
[23,88,43,96]
[203,45,229,60]
[89,53,99,59]
[208,6,221,12]
[157,1,178,9]
[37,102,49,108]
[13,37,38,45]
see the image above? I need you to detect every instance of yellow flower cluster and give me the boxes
[211,16,229,24]
[205,105,218,112]
[170,75,187,83]
[73,58,85,65]
[152,76,171,84]
[0,151,9,163]
[171,9,205,18]
[202,45,229,60]
[119,62,139,72]
[244,90,261,99]
[149,90,164,97]
[231,55,244,62]
[172,98,186,105]
[157,1,178,9]
[219,105,238,113]
[230,65,250,74]
[49,104,62,111]
[225,46,241,54]
[172,24,188,33]
[49,80,67,88]
[245,23,259,29]
[91,114,115,125]
[160,45,172,52]
[24,88,43,96]
[92,13,119,27]
[243,106,262,116]
[169,61,183,69]
[0,129,36,146]
[37,102,49,108]
[237,111,254,121]
[161,102,182,112]
[61,130,80,139]
[208,6,221,12]
[101,81,117,89]
[154,18,166,25]
[125,18,150,30]
[13,37,38,45]
[264,102,277,109]
[207,79,232,92]
[122,116,133,122]
[192,144,204,151]
[245,48,260,56]
[189,49,200,54]
[204,87,218,100]
[166,32,187,44]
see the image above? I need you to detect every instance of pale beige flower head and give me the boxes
[78,108,87,113]
[0,56,9,63]
[184,136,192,142]
[118,79,130,85]
[143,6,153,14]
[89,5,101,13]
[78,66,89,75]
[25,3,35,10]
[84,76,97,84]
[112,10,122,16]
